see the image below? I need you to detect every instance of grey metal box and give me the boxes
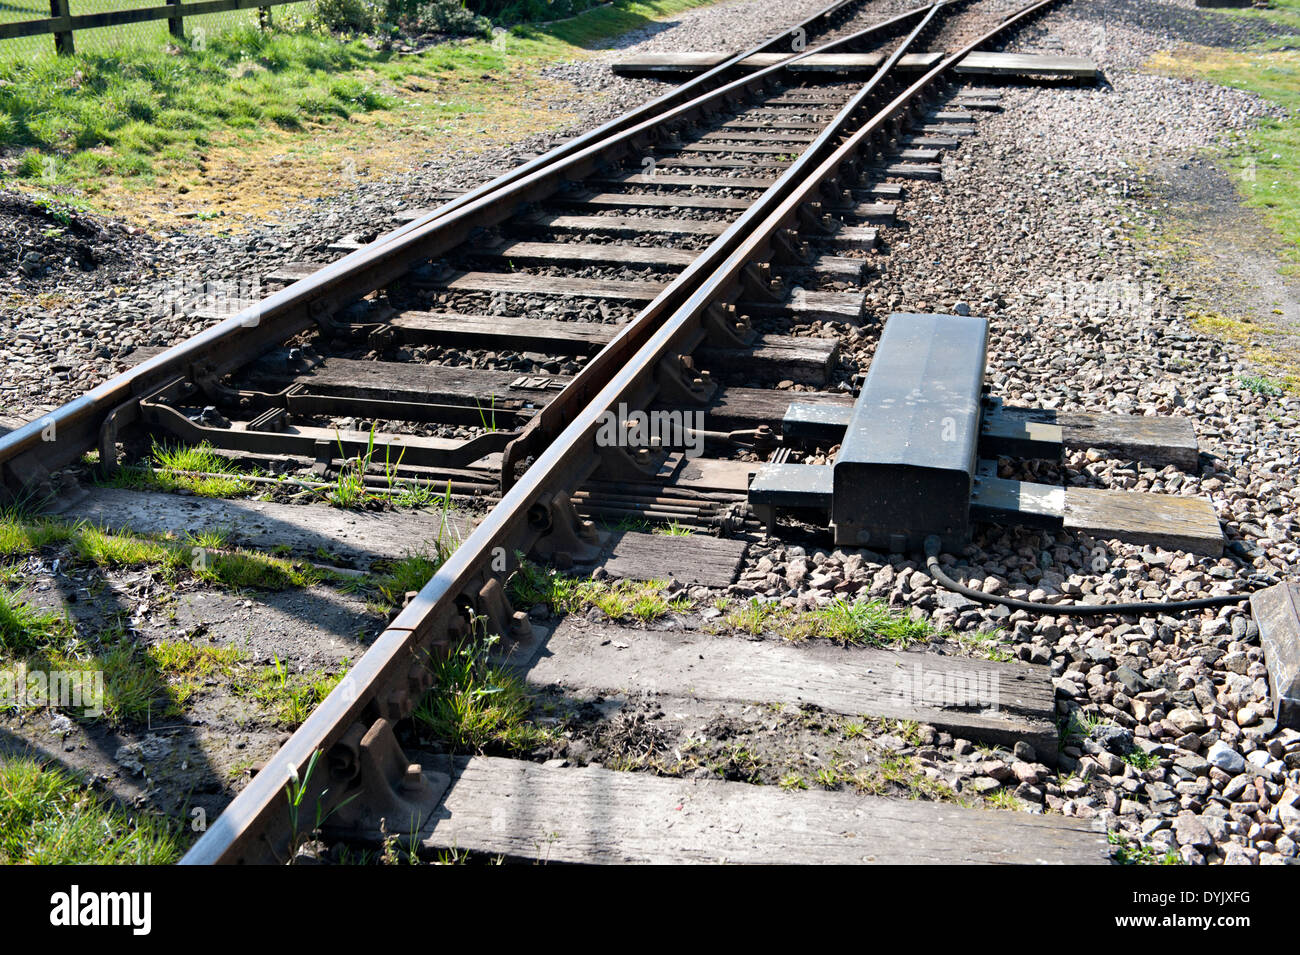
[832,313,988,551]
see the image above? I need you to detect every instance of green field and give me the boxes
[0,0,316,59]
[0,0,725,226]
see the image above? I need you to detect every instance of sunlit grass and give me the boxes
[110,441,254,498]
[716,596,934,649]
[509,559,690,622]
[413,634,552,753]
[0,758,181,864]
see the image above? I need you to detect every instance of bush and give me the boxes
[399,0,493,36]
[313,0,385,33]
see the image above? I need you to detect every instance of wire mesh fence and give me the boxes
[0,0,317,61]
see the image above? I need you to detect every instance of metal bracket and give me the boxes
[655,353,716,405]
[528,492,604,569]
[740,263,780,303]
[701,303,754,348]
[770,229,810,266]
[373,659,436,723]
[96,397,141,476]
[797,202,833,237]
[321,718,450,843]
[477,576,532,641]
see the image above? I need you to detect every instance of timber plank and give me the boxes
[656,155,792,170]
[716,119,826,133]
[918,124,976,137]
[672,457,758,493]
[418,755,1108,863]
[742,287,866,323]
[955,51,1097,80]
[391,311,615,352]
[780,254,869,281]
[674,141,811,155]
[697,334,837,385]
[392,313,832,380]
[1002,408,1200,471]
[551,191,751,213]
[599,529,747,587]
[474,239,696,269]
[523,617,1060,758]
[587,173,775,190]
[829,226,878,251]
[427,270,670,303]
[699,129,817,143]
[1064,487,1224,556]
[906,135,962,149]
[300,357,568,405]
[898,148,941,162]
[877,162,942,181]
[680,386,850,430]
[607,51,947,79]
[523,213,729,237]
[828,201,896,222]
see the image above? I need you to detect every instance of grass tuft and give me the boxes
[509,560,689,622]
[0,757,181,864]
[413,633,552,753]
[717,596,934,648]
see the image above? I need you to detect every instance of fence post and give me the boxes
[49,0,74,55]
[167,0,185,41]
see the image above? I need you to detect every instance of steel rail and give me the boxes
[180,0,1017,866]
[0,4,931,495]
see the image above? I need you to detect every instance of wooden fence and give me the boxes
[0,0,298,55]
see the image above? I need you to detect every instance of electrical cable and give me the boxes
[922,535,1255,617]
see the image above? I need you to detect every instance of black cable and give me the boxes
[921,536,1254,617]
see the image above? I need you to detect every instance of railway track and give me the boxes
[0,0,1155,864]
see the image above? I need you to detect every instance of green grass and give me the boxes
[144,639,247,714]
[0,0,726,217]
[652,520,693,537]
[1151,46,1300,265]
[1210,0,1300,37]
[716,596,935,649]
[1121,747,1159,772]
[2,510,327,592]
[2,25,395,184]
[0,757,182,864]
[413,634,552,753]
[509,0,726,49]
[1109,831,1183,866]
[983,788,1026,812]
[234,656,345,727]
[0,587,71,657]
[1240,372,1286,395]
[509,559,691,623]
[107,441,253,498]
[955,627,1013,662]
